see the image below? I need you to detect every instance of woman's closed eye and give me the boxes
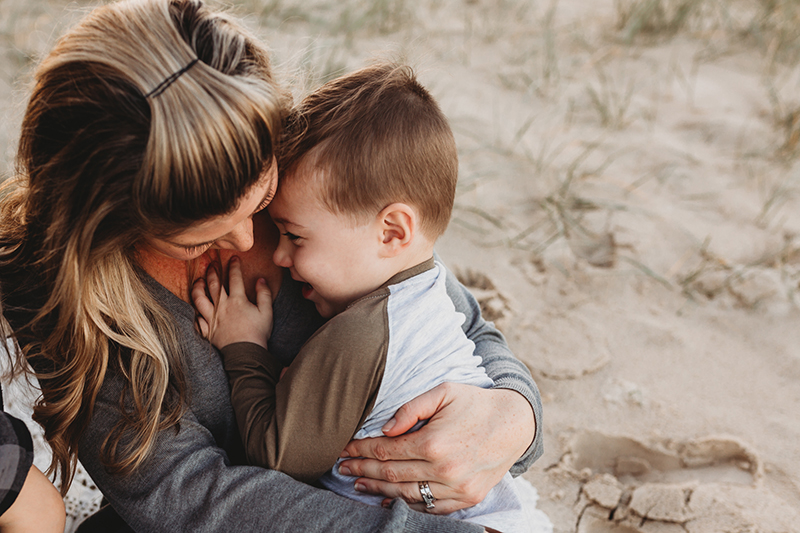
[181,242,214,255]
[253,193,274,214]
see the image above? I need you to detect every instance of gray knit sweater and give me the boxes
[74,264,543,532]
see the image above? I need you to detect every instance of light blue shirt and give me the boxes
[319,261,527,533]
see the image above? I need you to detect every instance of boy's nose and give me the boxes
[273,238,292,268]
[214,218,254,252]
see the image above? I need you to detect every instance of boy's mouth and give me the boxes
[301,283,314,299]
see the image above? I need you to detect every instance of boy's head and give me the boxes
[269,63,458,318]
[278,62,458,240]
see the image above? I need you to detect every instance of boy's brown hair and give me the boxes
[279,62,458,238]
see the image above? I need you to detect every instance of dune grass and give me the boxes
[615,0,703,42]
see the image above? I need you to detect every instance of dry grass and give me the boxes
[615,0,703,42]
[741,0,800,65]
[585,65,637,129]
[2,1,800,531]
[675,234,800,308]
[612,0,800,67]
[0,0,798,299]
[766,85,800,158]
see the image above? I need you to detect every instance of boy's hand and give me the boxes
[192,256,273,350]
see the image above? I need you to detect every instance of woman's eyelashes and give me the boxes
[254,180,277,214]
[181,242,214,255]
[254,193,274,214]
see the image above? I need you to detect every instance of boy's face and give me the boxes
[268,172,387,318]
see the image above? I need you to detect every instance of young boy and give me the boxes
[193,63,526,532]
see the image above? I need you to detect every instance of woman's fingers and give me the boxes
[353,479,469,515]
[340,456,428,483]
[404,500,465,515]
[342,454,488,512]
[354,477,451,504]
[379,385,448,437]
[341,385,456,462]
[341,383,533,516]
[341,433,428,464]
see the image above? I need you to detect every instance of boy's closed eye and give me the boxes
[282,231,302,243]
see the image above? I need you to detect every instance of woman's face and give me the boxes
[144,163,278,261]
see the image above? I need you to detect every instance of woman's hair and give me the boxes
[0,0,287,493]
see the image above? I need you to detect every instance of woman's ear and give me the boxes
[377,203,416,257]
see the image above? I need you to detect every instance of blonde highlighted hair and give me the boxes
[0,0,287,493]
[279,63,458,239]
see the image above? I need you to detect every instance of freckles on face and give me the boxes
[143,165,278,261]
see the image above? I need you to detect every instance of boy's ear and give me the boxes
[377,203,416,257]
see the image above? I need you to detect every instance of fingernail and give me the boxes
[257,277,266,285]
[338,465,351,476]
[339,450,350,458]
[381,418,396,433]
[231,255,239,262]
[381,500,390,508]
[354,483,365,492]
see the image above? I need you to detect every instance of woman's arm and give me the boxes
[442,259,543,473]
[339,256,543,513]
[78,358,484,532]
[73,268,485,532]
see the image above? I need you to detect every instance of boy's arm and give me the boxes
[221,305,387,483]
[195,256,386,482]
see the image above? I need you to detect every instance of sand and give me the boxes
[1,1,799,531]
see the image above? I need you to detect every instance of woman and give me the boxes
[0,0,543,531]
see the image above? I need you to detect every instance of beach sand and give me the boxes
[1,1,799,531]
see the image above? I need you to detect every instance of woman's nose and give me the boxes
[273,237,292,268]
[215,218,254,252]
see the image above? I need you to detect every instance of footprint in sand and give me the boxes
[456,265,612,380]
[455,268,513,332]
[551,430,797,533]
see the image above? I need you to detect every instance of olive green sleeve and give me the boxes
[220,295,388,484]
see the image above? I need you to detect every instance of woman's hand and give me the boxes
[338,382,535,514]
[192,256,273,350]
